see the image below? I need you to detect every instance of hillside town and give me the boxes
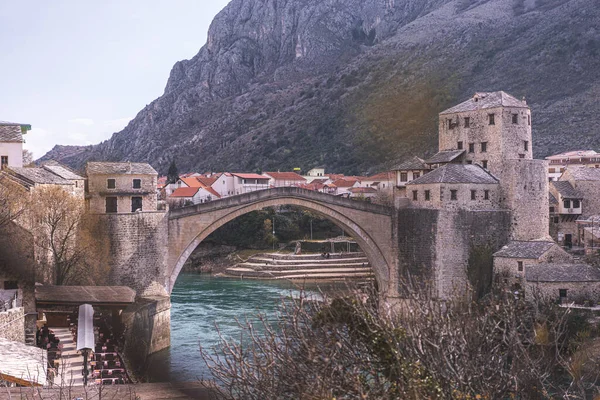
[2,91,600,392]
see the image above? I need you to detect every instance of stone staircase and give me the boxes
[224,252,373,282]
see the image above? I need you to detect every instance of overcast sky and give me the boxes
[0,1,230,158]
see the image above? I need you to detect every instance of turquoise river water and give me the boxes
[144,273,326,382]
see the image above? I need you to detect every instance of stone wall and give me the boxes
[121,296,171,371]
[398,208,511,299]
[99,211,169,297]
[501,159,549,241]
[525,281,600,303]
[0,307,25,343]
[87,173,157,214]
[494,244,572,286]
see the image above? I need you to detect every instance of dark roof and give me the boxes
[493,241,555,259]
[406,164,498,185]
[566,166,600,181]
[36,286,136,306]
[525,264,600,282]
[42,165,83,180]
[549,193,558,205]
[392,156,429,171]
[0,125,23,142]
[86,162,157,176]
[551,181,583,199]
[440,91,528,115]
[425,150,465,164]
[8,167,73,185]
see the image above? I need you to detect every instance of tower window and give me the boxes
[517,261,523,272]
[1,156,8,169]
[464,117,470,128]
[425,190,431,201]
[133,179,141,189]
[488,114,495,125]
[528,115,531,126]
[482,160,488,169]
[468,143,475,153]
[107,179,116,189]
[400,172,408,182]
[457,141,463,150]
[512,114,518,124]
[481,142,487,153]
[524,140,529,151]
[412,190,418,201]
[450,190,457,200]
[131,196,143,212]
[471,190,476,200]
[105,197,118,213]
[484,190,490,200]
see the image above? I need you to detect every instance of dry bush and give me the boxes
[201,282,600,399]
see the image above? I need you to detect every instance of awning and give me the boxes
[0,338,47,386]
[77,304,95,351]
[36,286,136,307]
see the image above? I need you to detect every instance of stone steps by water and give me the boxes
[224,252,373,282]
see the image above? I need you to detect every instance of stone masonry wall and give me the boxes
[501,159,549,241]
[0,307,25,343]
[525,281,600,303]
[100,211,169,297]
[87,173,157,214]
[408,183,500,211]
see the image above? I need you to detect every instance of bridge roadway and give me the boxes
[166,187,401,298]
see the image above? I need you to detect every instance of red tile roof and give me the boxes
[203,186,221,198]
[171,187,200,198]
[332,179,357,188]
[349,187,378,193]
[180,177,203,188]
[264,172,306,181]
[196,176,218,187]
[231,173,269,180]
[366,171,395,181]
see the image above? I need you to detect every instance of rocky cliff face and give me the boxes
[41,0,600,175]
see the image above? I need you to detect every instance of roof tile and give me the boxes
[407,164,498,185]
[440,91,528,115]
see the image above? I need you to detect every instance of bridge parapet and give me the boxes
[168,187,395,219]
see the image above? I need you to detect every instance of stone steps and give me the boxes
[237,262,370,270]
[250,252,365,260]
[250,257,369,265]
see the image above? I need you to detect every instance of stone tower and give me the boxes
[437,92,548,241]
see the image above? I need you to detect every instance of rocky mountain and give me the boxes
[40,0,600,175]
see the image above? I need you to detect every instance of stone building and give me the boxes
[524,263,600,303]
[545,150,600,181]
[85,162,158,214]
[548,180,583,246]
[493,240,572,287]
[0,121,31,169]
[391,156,430,187]
[406,164,499,211]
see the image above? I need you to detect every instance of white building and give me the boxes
[263,171,306,188]
[545,150,600,181]
[0,121,31,169]
[231,173,270,194]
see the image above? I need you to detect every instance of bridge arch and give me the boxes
[166,188,398,298]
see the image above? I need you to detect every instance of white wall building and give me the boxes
[0,121,31,169]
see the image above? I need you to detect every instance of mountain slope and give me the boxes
[40,0,600,175]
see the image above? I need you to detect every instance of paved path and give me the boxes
[50,327,84,387]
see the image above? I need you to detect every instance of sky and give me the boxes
[0,1,231,158]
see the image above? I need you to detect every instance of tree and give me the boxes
[22,149,34,166]
[30,186,91,285]
[0,173,29,227]
[167,160,179,184]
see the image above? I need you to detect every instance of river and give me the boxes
[144,273,327,382]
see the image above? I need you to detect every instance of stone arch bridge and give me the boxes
[166,187,400,298]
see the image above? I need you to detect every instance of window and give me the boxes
[482,160,488,169]
[563,199,570,208]
[468,143,475,153]
[133,179,141,189]
[517,261,523,272]
[550,206,555,213]
[464,117,470,128]
[448,119,455,129]
[425,190,431,201]
[412,190,418,201]
[481,142,487,153]
[512,113,518,124]
[0,156,7,169]
[457,141,463,150]
[488,114,495,125]
[549,168,555,173]
[413,172,420,179]
[3,281,18,289]
[528,115,531,126]
[105,197,118,213]
[484,190,490,200]
[450,190,457,200]
[559,289,567,298]
[553,216,559,223]
[573,199,580,208]
[107,179,116,189]
[519,154,525,159]
[131,196,143,212]
[400,172,408,182]
[524,140,529,151]
[471,190,476,200]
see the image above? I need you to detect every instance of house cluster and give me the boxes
[159,167,397,207]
